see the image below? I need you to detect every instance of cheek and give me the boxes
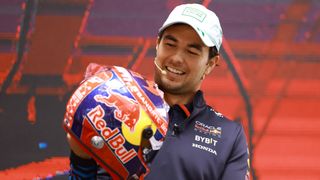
[189,61,208,77]
[157,44,175,59]
[189,59,206,70]
[156,49,166,60]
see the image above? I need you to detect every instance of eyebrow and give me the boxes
[163,34,177,42]
[163,34,203,52]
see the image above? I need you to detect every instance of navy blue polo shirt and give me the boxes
[69,90,249,180]
[145,91,249,180]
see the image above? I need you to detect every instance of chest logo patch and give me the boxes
[195,135,218,146]
[194,121,222,138]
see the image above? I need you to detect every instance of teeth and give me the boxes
[167,67,184,75]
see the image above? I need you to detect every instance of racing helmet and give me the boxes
[63,64,169,179]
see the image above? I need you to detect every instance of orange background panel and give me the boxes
[23,15,83,75]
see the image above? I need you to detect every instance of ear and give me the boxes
[204,55,220,76]
[156,37,160,51]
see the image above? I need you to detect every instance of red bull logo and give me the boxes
[87,105,137,164]
[94,89,140,132]
[195,121,222,138]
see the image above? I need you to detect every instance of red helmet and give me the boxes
[63,65,169,179]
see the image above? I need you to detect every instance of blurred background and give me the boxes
[0,0,319,179]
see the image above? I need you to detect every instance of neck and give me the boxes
[164,92,195,106]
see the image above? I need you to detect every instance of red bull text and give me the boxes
[87,105,137,164]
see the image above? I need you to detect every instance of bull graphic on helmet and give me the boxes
[63,65,169,179]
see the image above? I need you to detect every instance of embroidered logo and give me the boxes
[182,7,207,22]
[192,143,217,155]
[194,135,218,146]
[194,121,222,138]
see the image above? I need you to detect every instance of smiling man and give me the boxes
[147,3,250,180]
[67,3,250,180]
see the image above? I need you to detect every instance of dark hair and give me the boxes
[158,29,220,60]
[209,46,219,59]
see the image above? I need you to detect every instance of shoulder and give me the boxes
[205,106,246,143]
[207,106,242,130]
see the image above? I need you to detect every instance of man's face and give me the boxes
[154,24,215,95]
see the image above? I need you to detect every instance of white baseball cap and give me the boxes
[159,4,223,51]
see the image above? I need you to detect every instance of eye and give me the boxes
[187,50,199,56]
[165,42,175,47]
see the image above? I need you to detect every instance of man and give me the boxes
[67,3,249,180]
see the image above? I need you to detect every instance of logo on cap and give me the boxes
[182,7,207,22]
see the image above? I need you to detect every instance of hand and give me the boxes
[66,133,92,159]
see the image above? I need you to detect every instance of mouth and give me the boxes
[166,66,185,75]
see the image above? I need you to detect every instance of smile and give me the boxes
[166,66,185,75]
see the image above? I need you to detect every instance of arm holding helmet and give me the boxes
[64,64,169,179]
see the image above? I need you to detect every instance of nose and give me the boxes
[170,50,185,65]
